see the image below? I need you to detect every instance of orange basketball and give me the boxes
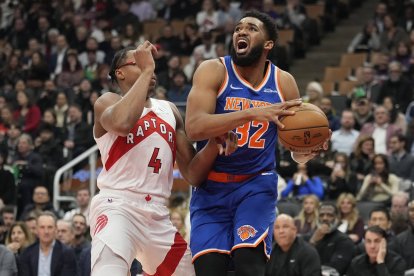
[278,103,330,153]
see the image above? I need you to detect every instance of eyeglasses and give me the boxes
[116,61,136,69]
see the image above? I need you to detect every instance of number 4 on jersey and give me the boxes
[148,147,162,173]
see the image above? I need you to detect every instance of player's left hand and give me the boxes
[292,130,332,163]
[215,131,238,156]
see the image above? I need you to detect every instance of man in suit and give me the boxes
[18,211,77,276]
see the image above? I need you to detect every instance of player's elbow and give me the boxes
[185,122,204,141]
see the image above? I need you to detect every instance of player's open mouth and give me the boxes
[236,38,249,55]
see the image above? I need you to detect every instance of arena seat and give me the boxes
[277,199,302,217]
[356,201,386,223]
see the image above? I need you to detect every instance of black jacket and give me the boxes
[309,229,355,275]
[347,251,407,276]
[389,226,414,269]
[265,237,321,276]
[18,240,77,276]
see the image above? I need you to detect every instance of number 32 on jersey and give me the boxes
[236,121,269,149]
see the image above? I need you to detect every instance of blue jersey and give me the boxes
[197,55,285,174]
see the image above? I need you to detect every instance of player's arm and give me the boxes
[95,41,156,137]
[278,70,330,163]
[185,60,301,141]
[171,103,237,187]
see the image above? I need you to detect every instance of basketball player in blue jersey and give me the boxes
[185,11,330,276]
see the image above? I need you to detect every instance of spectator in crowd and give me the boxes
[53,92,69,129]
[347,20,380,53]
[320,98,341,132]
[192,31,218,60]
[196,0,220,33]
[266,214,321,276]
[1,205,16,234]
[307,203,355,275]
[347,225,406,276]
[13,134,43,216]
[354,64,381,104]
[304,81,323,106]
[49,35,69,78]
[130,0,156,22]
[357,153,399,204]
[157,55,182,90]
[18,211,77,276]
[121,23,145,47]
[13,90,42,136]
[25,51,50,91]
[389,200,414,270]
[388,134,414,184]
[5,222,35,256]
[377,61,413,113]
[336,193,365,243]
[4,123,22,166]
[399,3,414,33]
[63,104,94,162]
[55,49,85,90]
[294,194,320,235]
[0,54,25,94]
[0,244,18,276]
[281,163,324,200]
[24,216,37,238]
[390,192,410,235]
[382,96,407,135]
[37,80,58,114]
[167,71,192,105]
[112,0,141,40]
[352,96,375,131]
[0,151,16,205]
[63,188,91,225]
[56,219,75,246]
[331,110,360,156]
[368,208,395,243]
[179,23,202,56]
[0,217,5,244]
[157,0,183,21]
[71,213,90,261]
[379,14,408,53]
[359,105,402,154]
[170,209,187,242]
[350,136,375,186]
[156,25,182,57]
[34,124,64,190]
[391,41,412,74]
[19,186,60,221]
[327,152,359,199]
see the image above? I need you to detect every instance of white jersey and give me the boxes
[94,98,176,200]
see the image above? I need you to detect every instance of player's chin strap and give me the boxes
[291,152,308,164]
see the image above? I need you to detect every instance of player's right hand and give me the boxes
[133,41,157,72]
[215,131,238,156]
[255,99,302,129]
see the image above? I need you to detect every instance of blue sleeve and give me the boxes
[281,179,294,198]
[304,177,324,199]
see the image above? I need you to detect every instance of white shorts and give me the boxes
[90,191,195,276]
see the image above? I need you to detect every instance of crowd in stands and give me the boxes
[0,0,414,275]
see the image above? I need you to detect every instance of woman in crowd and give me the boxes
[13,89,41,136]
[350,136,375,185]
[294,194,320,235]
[327,152,359,199]
[357,154,399,204]
[337,193,365,243]
[5,221,35,256]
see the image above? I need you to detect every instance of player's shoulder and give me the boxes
[197,58,226,73]
[95,92,122,108]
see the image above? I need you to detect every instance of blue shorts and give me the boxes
[189,171,278,262]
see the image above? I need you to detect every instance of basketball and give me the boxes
[278,103,330,153]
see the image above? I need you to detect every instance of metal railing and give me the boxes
[53,145,99,210]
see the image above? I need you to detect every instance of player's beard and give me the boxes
[230,43,263,67]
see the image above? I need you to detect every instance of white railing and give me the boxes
[53,145,99,210]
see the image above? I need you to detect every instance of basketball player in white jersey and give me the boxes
[90,41,237,275]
